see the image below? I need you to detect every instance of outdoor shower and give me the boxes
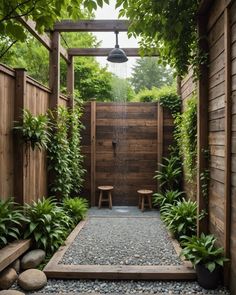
[107,31,128,63]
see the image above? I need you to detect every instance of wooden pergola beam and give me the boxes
[53,20,129,32]
[68,48,159,57]
[18,17,70,63]
[198,0,214,14]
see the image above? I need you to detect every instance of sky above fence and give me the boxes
[94,0,139,78]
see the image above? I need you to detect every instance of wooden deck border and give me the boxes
[0,239,31,272]
[44,216,196,280]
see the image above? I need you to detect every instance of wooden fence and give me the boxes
[80,102,174,206]
[0,64,69,204]
[180,0,236,292]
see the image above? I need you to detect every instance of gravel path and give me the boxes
[60,211,181,266]
[25,279,229,294]
[14,208,229,295]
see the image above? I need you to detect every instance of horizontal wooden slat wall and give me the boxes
[207,0,226,248]
[230,0,236,292]
[180,0,236,292]
[80,102,174,206]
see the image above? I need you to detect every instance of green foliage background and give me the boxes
[130,57,173,93]
[174,96,197,182]
[116,0,199,76]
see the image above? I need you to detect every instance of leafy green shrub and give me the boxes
[48,106,86,198]
[155,85,181,114]
[160,199,197,238]
[0,199,26,248]
[136,88,158,102]
[24,197,72,253]
[135,85,181,115]
[14,109,50,150]
[69,106,86,194]
[153,190,183,207]
[174,96,197,181]
[154,156,182,191]
[62,197,88,225]
[48,107,72,198]
[181,234,228,272]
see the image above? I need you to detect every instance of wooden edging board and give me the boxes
[44,217,196,280]
[0,239,31,272]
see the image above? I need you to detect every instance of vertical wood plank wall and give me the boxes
[0,65,15,200]
[0,64,68,203]
[180,0,236,292]
[80,102,174,206]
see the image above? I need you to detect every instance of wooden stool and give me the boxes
[98,186,113,209]
[137,189,153,212]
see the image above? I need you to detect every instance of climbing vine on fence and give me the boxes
[174,96,197,182]
[69,105,86,194]
[48,107,72,198]
[48,105,85,198]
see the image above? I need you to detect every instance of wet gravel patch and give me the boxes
[88,207,158,217]
[25,279,230,294]
[60,216,182,266]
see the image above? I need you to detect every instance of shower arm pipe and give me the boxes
[115,31,119,48]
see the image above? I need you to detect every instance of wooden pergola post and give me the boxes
[157,103,163,193]
[223,5,232,286]
[49,31,60,110]
[196,13,209,236]
[67,55,74,109]
[14,68,27,205]
[90,99,96,206]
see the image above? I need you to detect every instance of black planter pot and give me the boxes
[196,263,222,290]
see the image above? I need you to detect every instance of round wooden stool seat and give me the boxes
[98,186,113,209]
[98,186,114,191]
[137,189,153,195]
[137,189,153,212]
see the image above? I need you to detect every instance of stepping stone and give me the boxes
[0,268,17,290]
[18,269,47,291]
[21,250,45,270]
[0,291,25,295]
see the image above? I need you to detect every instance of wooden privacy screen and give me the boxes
[180,0,236,291]
[0,64,69,204]
[80,102,174,206]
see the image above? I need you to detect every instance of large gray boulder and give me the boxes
[18,269,47,291]
[21,249,45,270]
[0,268,17,290]
[0,291,25,295]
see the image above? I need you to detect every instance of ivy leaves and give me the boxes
[14,106,85,199]
[69,105,86,194]
[48,106,85,198]
[116,0,199,76]
[48,107,72,198]
[174,96,197,182]
[0,0,109,58]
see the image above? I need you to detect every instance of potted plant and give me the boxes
[180,233,228,289]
